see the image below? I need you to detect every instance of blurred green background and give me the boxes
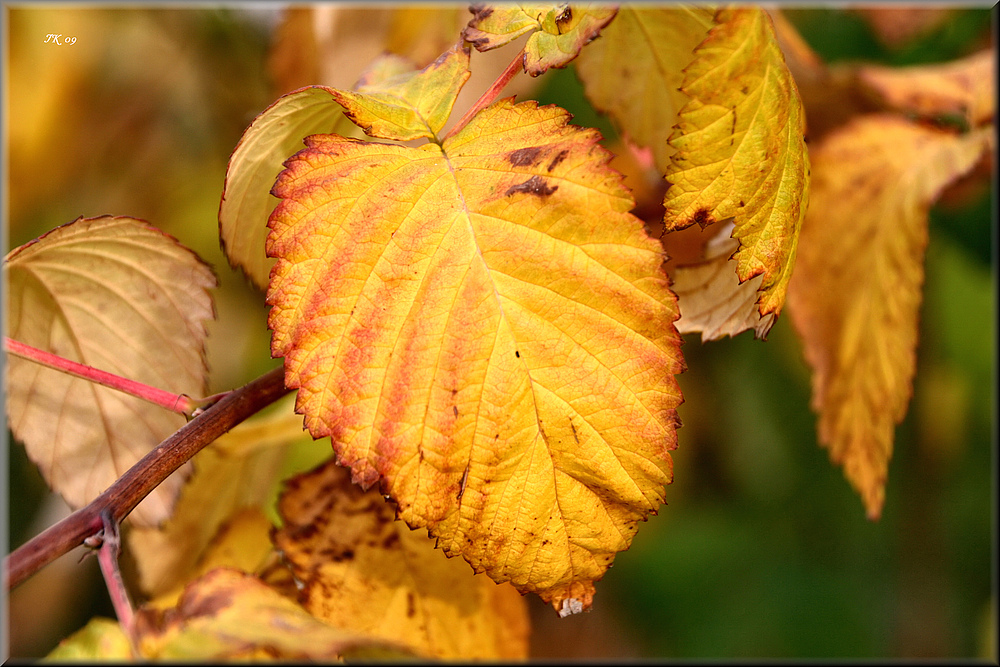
[4,4,995,660]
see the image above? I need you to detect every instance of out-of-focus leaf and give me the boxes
[273,459,529,659]
[463,3,618,76]
[787,115,993,519]
[662,7,809,335]
[673,221,774,340]
[386,6,472,67]
[266,96,684,612]
[4,216,215,526]
[575,5,715,173]
[856,49,994,128]
[219,86,357,290]
[331,42,471,141]
[127,394,325,597]
[134,568,412,660]
[43,618,132,661]
[852,7,954,49]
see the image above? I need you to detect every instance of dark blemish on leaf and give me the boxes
[569,418,579,444]
[453,405,459,417]
[457,464,470,501]
[555,5,573,31]
[739,200,745,207]
[407,592,416,618]
[468,37,491,49]
[515,350,520,358]
[470,4,492,21]
[547,150,569,172]
[691,208,712,228]
[508,146,542,167]
[506,175,558,197]
[382,532,400,549]
[332,549,355,563]
[186,587,235,619]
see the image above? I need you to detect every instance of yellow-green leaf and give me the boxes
[672,220,774,340]
[662,7,809,328]
[464,3,618,76]
[274,459,529,659]
[787,115,992,519]
[575,5,715,173]
[332,42,471,141]
[266,97,684,612]
[127,394,326,598]
[219,86,357,289]
[44,618,132,661]
[134,568,411,660]
[4,216,215,526]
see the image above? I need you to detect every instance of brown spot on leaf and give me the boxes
[691,208,713,228]
[555,5,573,31]
[407,591,417,618]
[508,146,542,167]
[506,175,558,197]
[546,150,569,172]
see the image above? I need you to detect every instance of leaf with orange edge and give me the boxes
[787,115,993,520]
[272,459,529,659]
[463,3,618,76]
[266,92,684,612]
[4,216,215,526]
[662,7,809,336]
[134,568,414,661]
[856,49,995,128]
[672,220,774,340]
[219,86,358,289]
[575,5,715,173]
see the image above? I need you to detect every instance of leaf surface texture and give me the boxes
[4,216,215,526]
[266,97,684,610]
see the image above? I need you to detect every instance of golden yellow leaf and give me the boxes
[219,86,358,290]
[575,5,715,173]
[331,42,471,141]
[662,7,809,331]
[134,568,412,660]
[266,96,684,612]
[44,618,133,661]
[672,220,775,340]
[786,115,993,519]
[4,216,215,526]
[386,6,472,67]
[463,3,618,76]
[273,459,529,659]
[127,394,326,597]
[856,49,995,128]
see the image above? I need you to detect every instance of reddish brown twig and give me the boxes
[442,48,525,142]
[4,366,290,591]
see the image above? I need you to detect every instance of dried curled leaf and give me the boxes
[219,86,357,290]
[463,3,618,76]
[787,115,993,519]
[273,459,529,659]
[266,97,684,611]
[575,5,715,173]
[4,216,215,526]
[672,220,774,340]
[134,568,412,660]
[662,7,809,334]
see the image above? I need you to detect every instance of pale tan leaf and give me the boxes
[4,216,215,526]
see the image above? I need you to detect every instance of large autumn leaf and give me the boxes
[574,5,715,174]
[787,115,993,519]
[662,7,809,337]
[463,3,618,76]
[273,459,529,659]
[266,90,684,610]
[4,216,215,526]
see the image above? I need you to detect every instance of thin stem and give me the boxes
[4,366,290,591]
[4,337,200,416]
[442,48,525,142]
[92,510,139,656]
